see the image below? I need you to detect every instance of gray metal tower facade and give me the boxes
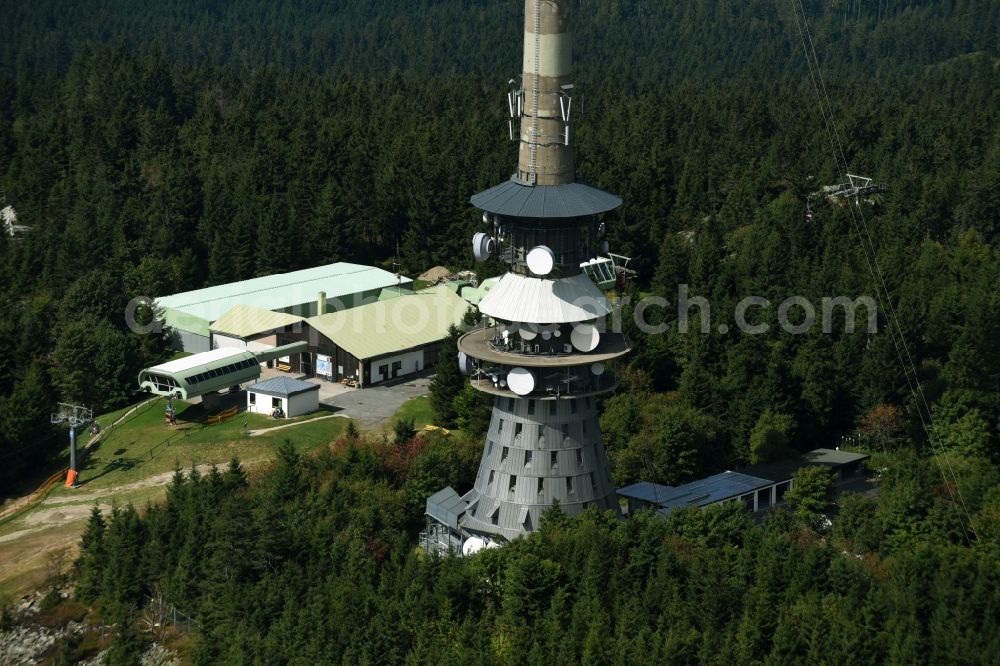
[423,0,628,554]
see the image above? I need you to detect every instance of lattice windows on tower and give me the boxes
[515,422,523,440]
[498,418,504,434]
[537,477,544,495]
[491,507,499,525]
[590,472,597,494]
[550,450,559,470]
[524,450,533,468]
[501,446,509,462]
[508,475,517,494]
[487,469,495,488]
[566,476,575,495]
[575,449,583,467]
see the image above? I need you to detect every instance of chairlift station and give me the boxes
[424,0,629,554]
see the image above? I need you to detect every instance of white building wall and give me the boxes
[287,390,319,417]
[368,350,424,385]
[213,334,246,350]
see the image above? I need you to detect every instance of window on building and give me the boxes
[272,397,282,409]
[487,441,493,457]
[537,478,544,494]
[491,508,499,525]
[501,447,509,462]
[561,423,570,439]
[566,477,574,495]
[550,451,558,469]
[515,423,523,438]
[508,475,517,493]
[590,472,597,493]
[249,393,256,404]
[524,450,533,467]
[487,470,495,486]
[498,419,504,433]
[576,449,583,467]
[378,364,389,377]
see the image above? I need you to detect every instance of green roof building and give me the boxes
[277,286,470,387]
[156,262,411,352]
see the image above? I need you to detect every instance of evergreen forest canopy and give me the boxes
[0,1,999,658]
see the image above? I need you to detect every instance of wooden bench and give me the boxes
[276,362,292,372]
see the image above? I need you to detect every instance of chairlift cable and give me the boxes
[789,0,979,545]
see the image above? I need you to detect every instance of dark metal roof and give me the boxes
[425,487,467,530]
[617,482,675,504]
[741,448,870,483]
[470,177,622,218]
[641,472,774,513]
[246,376,320,397]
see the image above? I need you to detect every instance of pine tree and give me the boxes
[429,325,464,428]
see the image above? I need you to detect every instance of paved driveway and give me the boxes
[319,376,431,429]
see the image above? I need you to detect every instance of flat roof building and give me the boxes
[618,449,871,516]
[157,262,411,352]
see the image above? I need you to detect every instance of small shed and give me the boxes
[246,376,319,418]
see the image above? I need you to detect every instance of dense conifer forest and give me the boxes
[1,1,998,661]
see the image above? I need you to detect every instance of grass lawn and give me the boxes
[66,398,349,493]
[389,394,436,430]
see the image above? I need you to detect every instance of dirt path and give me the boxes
[0,459,266,604]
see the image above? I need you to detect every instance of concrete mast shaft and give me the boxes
[517,0,574,186]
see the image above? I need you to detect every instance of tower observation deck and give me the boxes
[423,0,628,554]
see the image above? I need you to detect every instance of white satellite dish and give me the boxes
[570,323,601,352]
[458,352,473,376]
[506,367,535,396]
[473,232,495,261]
[526,245,555,276]
[591,362,605,376]
[553,329,562,338]
[463,536,487,556]
[541,330,552,341]
[518,323,538,341]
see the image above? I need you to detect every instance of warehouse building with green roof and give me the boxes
[156,262,412,352]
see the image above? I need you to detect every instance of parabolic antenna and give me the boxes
[570,323,601,352]
[541,330,552,341]
[463,536,486,556]
[518,323,538,341]
[526,245,555,276]
[472,232,495,261]
[591,362,605,376]
[506,367,535,396]
[458,351,473,376]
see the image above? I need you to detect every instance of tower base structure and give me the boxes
[422,394,620,554]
